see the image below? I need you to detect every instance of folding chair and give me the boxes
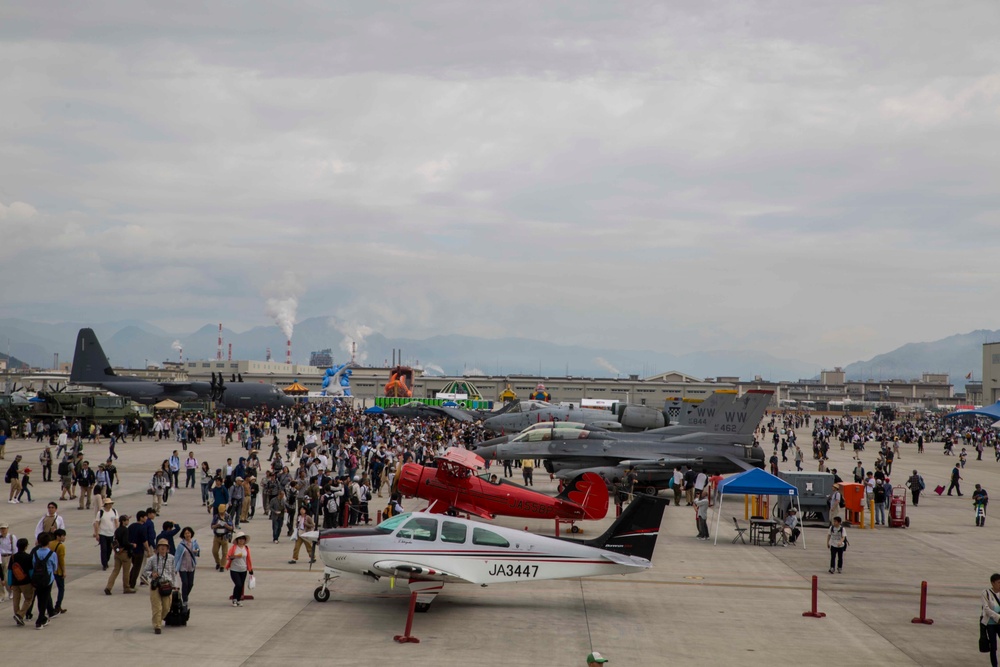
[731,517,748,544]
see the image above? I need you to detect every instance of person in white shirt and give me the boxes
[672,468,684,506]
[35,501,67,538]
[93,497,120,570]
[0,522,16,600]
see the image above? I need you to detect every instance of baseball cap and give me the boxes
[587,653,608,664]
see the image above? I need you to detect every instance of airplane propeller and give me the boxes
[209,373,226,402]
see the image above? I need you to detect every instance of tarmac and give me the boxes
[0,422,991,666]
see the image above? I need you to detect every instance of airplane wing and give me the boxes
[421,495,495,520]
[721,453,758,472]
[436,447,486,471]
[448,498,495,520]
[371,560,470,583]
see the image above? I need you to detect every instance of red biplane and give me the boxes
[396,448,608,523]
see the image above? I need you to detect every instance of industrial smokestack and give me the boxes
[179,347,183,364]
[217,323,223,361]
[351,341,356,364]
[228,343,232,361]
[266,347,271,362]
[286,339,292,365]
[53,353,59,370]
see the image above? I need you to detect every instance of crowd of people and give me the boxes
[1,401,493,633]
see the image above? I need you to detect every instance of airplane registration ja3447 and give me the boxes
[302,494,667,643]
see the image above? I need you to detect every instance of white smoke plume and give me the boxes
[329,319,374,365]
[264,272,303,341]
[594,357,621,376]
[463,367,486,376]
[423,363,446,376]
[170,340,183,353]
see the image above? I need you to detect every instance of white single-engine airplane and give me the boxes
[302,493,667,642]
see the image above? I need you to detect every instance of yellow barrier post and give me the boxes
[870,499,875,529]
[744,495,749,520]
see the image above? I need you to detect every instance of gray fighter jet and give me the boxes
[482,393,733,433]
[475,390,772,477]
[69,328,295,410]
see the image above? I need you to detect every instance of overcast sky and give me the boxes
[2,1,999,367]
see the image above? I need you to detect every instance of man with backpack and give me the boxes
[93,498,120,570]
[6,455,23,503]
[57,457,73,500]
[907,470,925,506]
[8,537,34,625]
[30,532,58,629]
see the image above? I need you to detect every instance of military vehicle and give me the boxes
[27,390,154,436]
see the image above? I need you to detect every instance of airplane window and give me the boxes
[376,513,411,533]
[472,528,509,548]
[398,517,438,542]
[440,521,467,544]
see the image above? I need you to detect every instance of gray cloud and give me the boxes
[2,1,999,368]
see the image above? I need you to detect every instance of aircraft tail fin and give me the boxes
[584,493,666,561]
[556,471,610,520]
[69,328,115,384]
[698,389,772,436]
[674,391,729,426]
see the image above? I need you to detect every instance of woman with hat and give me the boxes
[224,531,253,606]
[141,538,176,634]
[173,526,200,605]
[211,505,234,571]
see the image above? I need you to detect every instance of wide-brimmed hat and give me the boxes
[103,498,115,505]
[232,531,248,542]
[156,538,169,547]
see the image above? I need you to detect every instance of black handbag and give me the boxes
[980,621,989,653]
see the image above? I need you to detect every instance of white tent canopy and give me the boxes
[712,468,805,548]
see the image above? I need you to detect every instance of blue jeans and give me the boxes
[271,516,283,542]
[874,503,886,524]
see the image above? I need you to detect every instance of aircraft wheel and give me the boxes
[644,486,658,496]
[415,602,431,613]
[314,586,330,602]
[570,525,581,534]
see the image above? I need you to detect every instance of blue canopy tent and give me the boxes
[944,403,1000,421]
[712,468,804,548]
[364,406,385,414]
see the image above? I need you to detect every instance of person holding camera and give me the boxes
[141,538,176,634]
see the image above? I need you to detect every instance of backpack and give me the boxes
[11,558,28,584]
[325,495,339,514]
[919,476,926,490]
[57,460,70,476]
[383,503,394,519]
[31,550,54,588]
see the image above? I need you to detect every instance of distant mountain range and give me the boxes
[841,329,994,386]
[0,317,993,385]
